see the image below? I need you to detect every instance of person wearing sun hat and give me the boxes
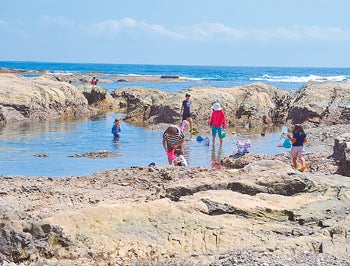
[208,102,227,145]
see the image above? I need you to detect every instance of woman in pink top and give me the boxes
[208,102,227,145]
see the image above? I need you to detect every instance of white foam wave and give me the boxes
[251,74,348,83]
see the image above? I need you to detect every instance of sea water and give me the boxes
[1,61,349,177]
[0,113,287,177]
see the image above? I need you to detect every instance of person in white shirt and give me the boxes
[172,149,188,167]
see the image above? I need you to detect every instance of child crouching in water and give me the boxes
[173,149,188,167]
[287,124,307,171]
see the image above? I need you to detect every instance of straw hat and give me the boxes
[212,102,222,111]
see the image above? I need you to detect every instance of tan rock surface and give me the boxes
[287,81,350,126]
[1,161,349,265]
[0,74,92,124]
[111,82,291,129]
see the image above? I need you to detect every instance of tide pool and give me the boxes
[0,113,289,177]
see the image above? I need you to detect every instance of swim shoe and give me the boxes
[298,165,306,172]
[190,129,197,135]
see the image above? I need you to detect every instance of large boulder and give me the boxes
[111,83,291,128]
[333,133,350,176]
[0,74,93,125]
[286,82,350,126]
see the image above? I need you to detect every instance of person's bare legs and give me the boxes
[219,137,223,146]
[292,157,298,168]
[299,156,306,167]
[187,117,193,132]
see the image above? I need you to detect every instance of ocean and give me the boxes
[1,61,349,177]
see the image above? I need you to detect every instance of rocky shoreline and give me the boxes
[0,72,350,265]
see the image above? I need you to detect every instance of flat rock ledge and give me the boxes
[0,159,349,265]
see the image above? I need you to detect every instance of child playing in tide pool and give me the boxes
[287,124,308,171]
[111,119,121,140]
[172,149,188,167]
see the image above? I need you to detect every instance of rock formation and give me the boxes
[0,74,121,125]
[332,133,350,176]
[0,160,349,265]
[0,74,92,125]
[1,74,350,265]
[286,82,350,126]
[111,83,291,128]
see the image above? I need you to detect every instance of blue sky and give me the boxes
[1,0,349,67]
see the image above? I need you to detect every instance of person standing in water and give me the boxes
[111,119,121,140]
[162,126,185,165]
[208,102,227,146]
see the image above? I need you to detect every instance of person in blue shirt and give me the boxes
[111,119,121,140]
[287,124,307,171]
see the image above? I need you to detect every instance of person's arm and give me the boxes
[222,112,227,128]
[208,114,213,126]
[180,101,184,116]
[178,155,185,163]
[287,133,296,143]
[162,137,167,151]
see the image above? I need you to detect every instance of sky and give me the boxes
[1,0,350,67]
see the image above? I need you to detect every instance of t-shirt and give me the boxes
[111,125,121,138]
[163,127,184,150]
[182,100,191,116]
[292,132,307,146]
[173,155,188,167]
[209,110,227,128]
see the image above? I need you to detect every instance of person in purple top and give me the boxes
[180,93,196,134]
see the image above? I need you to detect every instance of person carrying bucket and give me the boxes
[208,102,227,146]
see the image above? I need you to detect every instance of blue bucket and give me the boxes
[196,136,204,142]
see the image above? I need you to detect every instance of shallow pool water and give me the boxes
[0,113,289,177]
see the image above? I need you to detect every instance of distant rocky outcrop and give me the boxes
[111,83,291,128]
[286,82,350,126]
[0,74,93,125]
[0,74,121,125]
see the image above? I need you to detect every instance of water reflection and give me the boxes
[211,144,224,170]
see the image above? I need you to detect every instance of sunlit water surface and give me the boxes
[0,113,289,177]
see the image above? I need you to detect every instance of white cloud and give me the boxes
[90,17,184,39]
[89,18,350,42]
[192,23,350,41]
[193,22,246,40]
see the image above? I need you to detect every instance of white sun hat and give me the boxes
[212,102,222,111]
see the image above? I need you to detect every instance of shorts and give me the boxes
[211,126,223,138]
[290,146,306,158]
[166,149,176,162]
[182,113,192,120]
